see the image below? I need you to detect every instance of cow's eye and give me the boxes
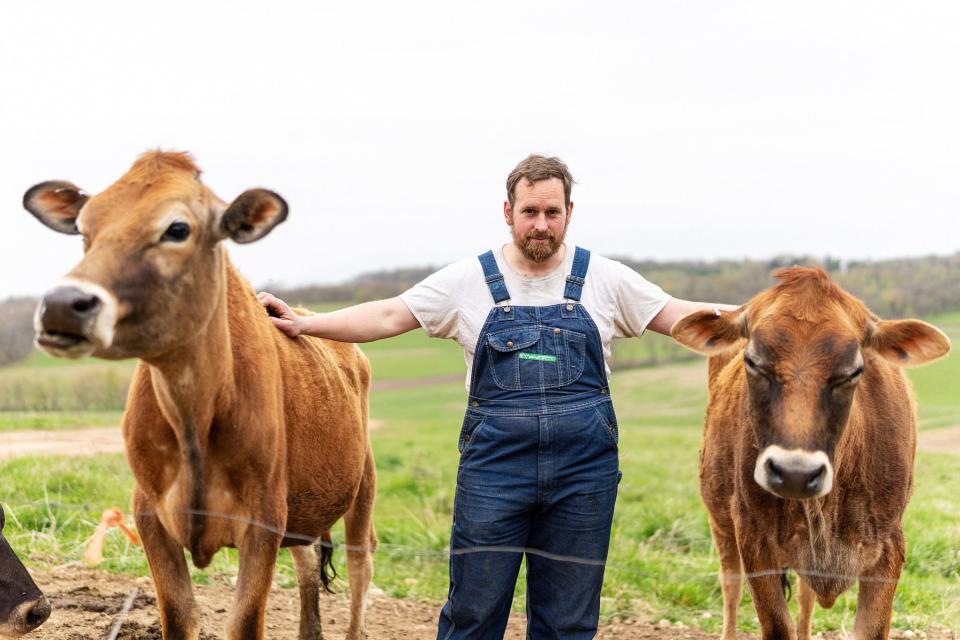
[832,366,864,390]
[744,354,759,371]
[161,221,191,243]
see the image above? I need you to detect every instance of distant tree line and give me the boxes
[273,252,960,320]
[2,253,957,367]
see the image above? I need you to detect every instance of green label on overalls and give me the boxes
[519,353,557,362]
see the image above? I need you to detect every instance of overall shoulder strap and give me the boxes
[563,246,591,301]
[478,250,511,303]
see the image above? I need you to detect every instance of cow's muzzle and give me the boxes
[0,596,51,637]
[35,279,117,359]
[754,445,833,500]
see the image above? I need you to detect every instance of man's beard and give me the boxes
[512,224,567,263]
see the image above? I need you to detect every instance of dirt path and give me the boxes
[4,419,959,461]
[0,421,385,460]
[917,424,960,455]
[0,427,125,460]
[29,566,957,639]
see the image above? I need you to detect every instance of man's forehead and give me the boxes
[514,177,566,201]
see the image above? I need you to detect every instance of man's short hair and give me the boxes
[506,155,575,207]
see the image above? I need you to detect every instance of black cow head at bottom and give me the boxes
[0,505,50,637]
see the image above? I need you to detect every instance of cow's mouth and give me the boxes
[35,330,95,358]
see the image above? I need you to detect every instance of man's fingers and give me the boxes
[269,315,300,338]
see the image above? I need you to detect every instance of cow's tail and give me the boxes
[780,568,792,601]
[318,531,338,594]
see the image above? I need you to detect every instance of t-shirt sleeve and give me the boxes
[611,261,672,338]
[399,261,470,340]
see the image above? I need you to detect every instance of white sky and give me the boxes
[2,1,959,299]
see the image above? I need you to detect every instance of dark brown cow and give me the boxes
[24,152,377,640]
[0,504,50,638]
[671,267,950,640]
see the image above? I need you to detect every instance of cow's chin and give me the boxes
[753,445,834,500]
[35,331,98,360]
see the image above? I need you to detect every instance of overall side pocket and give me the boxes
[457,411,486,454]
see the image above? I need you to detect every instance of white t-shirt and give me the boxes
[400,244,672,388]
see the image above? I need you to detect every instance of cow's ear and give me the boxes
[671,308,747,355]
[218,189,288,244]
[23,181,88,235]
[867,319,950,367]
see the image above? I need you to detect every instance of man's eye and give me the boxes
[161,221,191,242]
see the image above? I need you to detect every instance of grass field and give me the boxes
[0,313,957,632]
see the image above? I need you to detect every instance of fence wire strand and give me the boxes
[1,501,941,588]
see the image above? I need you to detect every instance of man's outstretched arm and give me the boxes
[257,293,421,342]
[646,298,739,336]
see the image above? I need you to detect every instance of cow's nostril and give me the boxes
[766,459,784,486]
[71,295,100,315]
[806,465,826,491]
[25,597,51,629]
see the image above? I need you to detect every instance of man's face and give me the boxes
[504,177,572,263]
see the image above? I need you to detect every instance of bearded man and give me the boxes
[258,155,734,639]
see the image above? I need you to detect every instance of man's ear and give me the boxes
[219,189,288,244]
[867,319,951,367]
[671,308,747,355]
[503,201,513,227]
[23,181,88,235]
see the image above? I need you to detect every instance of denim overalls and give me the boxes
[438,247,620,640]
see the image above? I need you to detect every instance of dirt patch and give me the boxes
[27,566,958,639]
[918,424,960,455]
[0,428,125,460]
[0,421,385,462]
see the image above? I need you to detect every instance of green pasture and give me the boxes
[0,313,957,632]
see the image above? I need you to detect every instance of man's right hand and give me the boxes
[256,292,302,338]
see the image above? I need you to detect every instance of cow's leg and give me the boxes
[226,516,284,640]
[289,544,323,640]
[796,576,816,640]
[853,533,904,640]
[709,516,743,640]
[343,446,377,640]
[741,548,795,640]
[134,489,200,640]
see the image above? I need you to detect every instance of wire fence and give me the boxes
[3,501,956,590]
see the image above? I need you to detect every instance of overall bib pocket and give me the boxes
[485,326,586,390]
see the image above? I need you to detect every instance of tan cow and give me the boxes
[24,152,377,640]
[671,267,950,640]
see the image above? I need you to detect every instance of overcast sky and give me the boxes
[2,1,958,300]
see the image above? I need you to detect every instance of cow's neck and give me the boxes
[148,259,234,445]
[145,254,234,560]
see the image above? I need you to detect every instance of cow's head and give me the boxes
[0,505,50,637]
[672,267,950,500]
[24,152,287,361]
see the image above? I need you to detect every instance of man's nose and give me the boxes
[532,214,548,230]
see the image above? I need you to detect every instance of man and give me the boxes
[258,155,734,638]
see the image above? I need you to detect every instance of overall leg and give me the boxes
[796,576,816,640]
[525,407,619,639]
[438,414,539,640]
[133,489,200,640]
